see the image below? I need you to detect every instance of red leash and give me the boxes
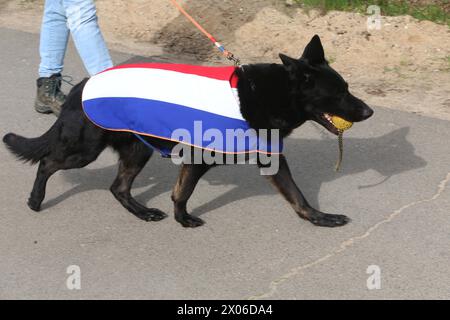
[169,0,241,66]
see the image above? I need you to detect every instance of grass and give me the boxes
[294,0,450,27]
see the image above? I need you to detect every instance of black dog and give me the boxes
[3,35,373,228]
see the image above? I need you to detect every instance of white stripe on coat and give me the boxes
[82,67,244,121]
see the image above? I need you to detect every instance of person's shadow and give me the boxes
[42,127,427,215]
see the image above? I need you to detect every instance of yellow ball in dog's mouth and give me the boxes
[331,115,353,131]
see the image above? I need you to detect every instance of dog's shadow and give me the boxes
[43,127,426,215]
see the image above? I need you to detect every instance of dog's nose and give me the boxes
[361,107,374,120]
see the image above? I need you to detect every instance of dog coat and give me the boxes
[82,63,282,156]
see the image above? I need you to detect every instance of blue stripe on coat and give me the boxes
[83,97,281,154]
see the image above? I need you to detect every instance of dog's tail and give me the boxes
[3,127,55,164]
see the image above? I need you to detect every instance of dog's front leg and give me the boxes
[263,155,350,227]
[171,163,211,228]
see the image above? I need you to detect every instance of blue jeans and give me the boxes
[39,0,113,77]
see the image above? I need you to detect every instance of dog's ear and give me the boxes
[301,35,325,65]
[280,53,315,84]
[279,53,298,68]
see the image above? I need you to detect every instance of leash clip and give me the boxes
[226,52,241,66]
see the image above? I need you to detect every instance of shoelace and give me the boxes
[44,75,72,99]
[43,77,60,98]
[61,75,75,87]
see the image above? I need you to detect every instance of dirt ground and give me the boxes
[1,0,449,120]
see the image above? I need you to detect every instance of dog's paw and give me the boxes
[27,198,42,212]
[176,214,205,228]
[309,212,350,227]
[137,208,168,222]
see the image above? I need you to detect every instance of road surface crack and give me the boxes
[248,172,450,300]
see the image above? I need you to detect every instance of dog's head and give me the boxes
[279,35,373,135]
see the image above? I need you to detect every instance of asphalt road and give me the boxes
[0,28,449,300]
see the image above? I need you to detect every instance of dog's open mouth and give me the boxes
[317,113,343,135]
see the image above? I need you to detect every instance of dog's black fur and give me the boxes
[3,35,373,228]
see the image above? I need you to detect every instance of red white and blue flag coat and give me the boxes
[82,63,282,155]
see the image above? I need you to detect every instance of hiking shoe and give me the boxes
[34,73,66,116]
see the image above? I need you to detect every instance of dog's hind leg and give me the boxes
[28,148,105,211]
[171,163,211,228]
[264,155,350,227]
[110,142,167,222]
[28,158,60,211]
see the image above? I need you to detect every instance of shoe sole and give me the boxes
[34,101,60,116]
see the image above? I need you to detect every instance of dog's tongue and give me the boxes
[331,116,353,131]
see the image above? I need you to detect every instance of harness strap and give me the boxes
[134,134,171,158]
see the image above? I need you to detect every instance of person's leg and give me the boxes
[63,0,113,76]
[36,0,68,116]
[39,0,70,77]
